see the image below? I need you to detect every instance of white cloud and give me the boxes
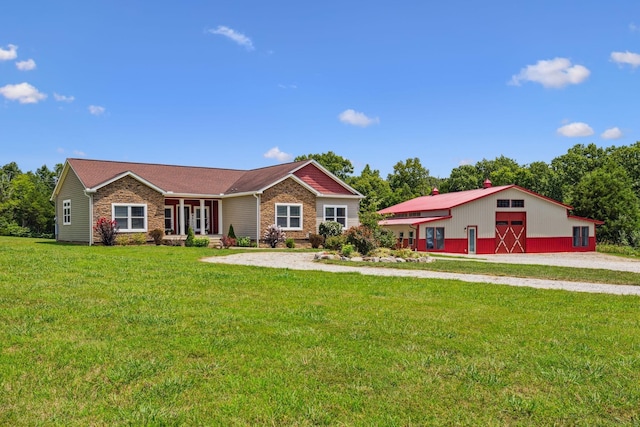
[73,150,86,157]
[57,147,65,154]
[338,109,380,127]
[557,122,594,137]
[263,146,293,162]
[53,93,75,102]
[0,44,18,61]
[611,51,640,68]
[88,105,105,116]
[601,127,623,140]
[630,23,639,33]
[208,25,254,50]
[509,57,590,88]
[0,82,47,104]
[16,59,36,71]
[458,159,474,166]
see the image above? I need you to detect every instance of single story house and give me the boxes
[51,158,362,245]
[378,180,603,254]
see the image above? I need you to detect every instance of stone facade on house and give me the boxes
[260,178,316,240]
[92,176,164,242]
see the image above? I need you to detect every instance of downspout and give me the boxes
[253,193,261,243]
[84,190,95,246]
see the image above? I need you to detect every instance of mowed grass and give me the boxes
[0,237,639,425]
[322,256,640,286]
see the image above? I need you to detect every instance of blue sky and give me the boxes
[1,1,639,178]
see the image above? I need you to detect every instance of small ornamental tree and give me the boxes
[263,224,286,248]
[227,224,237,239]
[94,217,118,246]
[185,226,195,247]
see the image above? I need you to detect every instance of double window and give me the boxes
[497,199,525,208]
[63,199,71,225]
[426,227,445,250]
[573,226,589,247]
[276,203,302,230]
[113,204,147,232]
[324,205,347,227]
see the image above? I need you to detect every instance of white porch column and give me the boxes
[179,199,185,235]
[218,201,223,236]
[200,199,206,235]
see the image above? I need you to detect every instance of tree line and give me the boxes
[2,142,639,247]
[297,142,640,247]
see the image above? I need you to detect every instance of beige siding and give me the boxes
[443,188,592,239]
[316,197,360,231]
[55,168,91,243]
[222,195,258,240]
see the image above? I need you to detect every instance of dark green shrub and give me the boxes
[345,225,376,255]
[185,227,195,247]
[228,224,237,239]
[149,228,164,245]
[285,238,295,248]
[319,221,343,238]
[309,233,324,249]
[324,235,346,251]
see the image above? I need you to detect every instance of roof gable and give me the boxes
[293,163,357,195]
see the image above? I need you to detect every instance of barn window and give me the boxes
[426,227,445,250]
[497,199,510,208]
[408,231,414,245]
[572,226,589,247]
[511,199,524,208]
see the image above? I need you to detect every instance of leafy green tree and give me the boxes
[570,162,640,246]
[609,141,640,194]
[387,158,435,202]
[295,151,354,181]
[475,156,520,184]
[348,164,393,212]
[441,164,479,192]
[3,172,54,234]
[551,143,607,203]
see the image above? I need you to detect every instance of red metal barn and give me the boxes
[378,181,602,254]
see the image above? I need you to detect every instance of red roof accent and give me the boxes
[378,185,572,215]
[568,215,604,225]
[379,216,451,226]
[293,163,354,195]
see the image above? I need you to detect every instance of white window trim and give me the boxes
[324,205,348,227]
[164,205,174,232]
[62,199,71,225]
[275,203,303,230]
[112,203,148,232]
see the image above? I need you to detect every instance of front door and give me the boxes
[195,207,209,233]
[467,226,477,254]
[495,212,526,253]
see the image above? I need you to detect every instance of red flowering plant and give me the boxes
[94,217,118,246]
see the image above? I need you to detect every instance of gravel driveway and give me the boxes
[203,251,640,296]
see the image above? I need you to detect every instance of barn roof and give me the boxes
[56,158,361,198]
[378,184,571,215]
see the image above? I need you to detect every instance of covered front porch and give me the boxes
[164,197,222,237]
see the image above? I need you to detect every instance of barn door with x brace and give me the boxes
[495,212,526,254]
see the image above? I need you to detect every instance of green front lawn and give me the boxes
[1,237,639,425]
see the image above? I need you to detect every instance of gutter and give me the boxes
[253,193,261,242]
[84,189,95,246]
